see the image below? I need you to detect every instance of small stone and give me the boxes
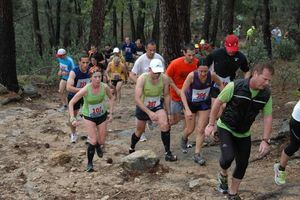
[107,158,113,164]
[134,178,140,183]
[70,167,77,172]
[100,195,110,200]
[44,143,50,148]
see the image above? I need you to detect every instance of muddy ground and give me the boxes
[0,83,300,200]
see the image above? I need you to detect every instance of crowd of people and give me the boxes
[55,34,298,200]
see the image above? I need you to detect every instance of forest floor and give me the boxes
[0,83,300,200]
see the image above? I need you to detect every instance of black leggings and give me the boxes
[284,117,300,156]
[218,127,251,179]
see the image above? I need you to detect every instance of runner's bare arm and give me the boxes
[211,72,224,91]
[166,75,181,96]
[259,114,272,155]
[163,74,171,115]
[66,71,81,93]
[122,63,128,80]
[135,76,150,115]
[244,71,251,79]
[180,72,193,113]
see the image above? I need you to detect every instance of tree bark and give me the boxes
[31,0,43,57]
[176,0,191,46]
[128,0,136,40]
[210,0,222,45]
[45,0,55,47]
[74,0,83,45]
[152,0,160,49]
[89,0,106,48]
[112,5,117,46]
[160,0,181,65]
[262,0,272,58]
[0,0,19,93]
[120,11,124,43]
[202,0,212,42]
[63,0,72,48]
[136,0,146,42]
[55,0,61,46]
[223,0,235,36]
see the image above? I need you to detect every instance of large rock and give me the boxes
[49,151,72,166]
[121,150,160,172]
[0,84,8,94]
[277,119,290,138]
[22,84,40,98]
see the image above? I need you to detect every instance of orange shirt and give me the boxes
[166,57,198,101]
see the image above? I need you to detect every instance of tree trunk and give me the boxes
[262,0,272,58]
[160,0,181,65]
[218,2,223,35]
[63,0,72,48]
[0,0,19,93]
[74,0,83,45]
[176,0,191,46]
[45,0,55,48]
[202,0,212,42]
[89,0,106,49]
[112,5,117,46]
[55,0,61,46]
[136,0,146,42]
[152,0,160,49]
[210,0,222,46]
[31,0,43,57]
[223,0,235,36]
[120,11,124,43]
[128,0,136,40]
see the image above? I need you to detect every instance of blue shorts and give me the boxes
[135,104,164,121]
[170,100,184,115]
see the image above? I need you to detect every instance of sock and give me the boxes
[279,165,286,171]
[130,133,140,149]
[87,143,96,165]
[161,130,171,154]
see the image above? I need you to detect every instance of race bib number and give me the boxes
[214,76,230,88]
[192,88,210,102]
[60,63,68,72]
[76,78,90,88]
[88,103,104,118]
[144,97,160,109]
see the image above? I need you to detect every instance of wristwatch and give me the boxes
[262,138,271,145]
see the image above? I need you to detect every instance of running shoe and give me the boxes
[129,148,135,154]
[217,172,228,194]
[70,133,78,143]
[228,193,241,200]
[180,136,188,153]
[139,134,147,142]
[274,163,286,185]
[192,153,206,166]
[86,163,94,172]
[165,151,177,162]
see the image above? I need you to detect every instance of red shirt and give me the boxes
[166,57,198,101]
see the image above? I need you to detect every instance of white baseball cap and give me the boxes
[149,59,164,73]
[56,48,66,57]
[113,47,120,53]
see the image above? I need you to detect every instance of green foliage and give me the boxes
[243,38,269,68]
[273,39,297,61]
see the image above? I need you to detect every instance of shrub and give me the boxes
[273,39,297,61]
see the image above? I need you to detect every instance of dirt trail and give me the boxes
[0,84,299,200]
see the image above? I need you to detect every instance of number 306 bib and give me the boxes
[144,97,160,109]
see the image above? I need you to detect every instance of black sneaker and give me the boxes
[86,163,94,172]
[192,153,206,166]
[228,193,241,200]
[96,144,103,158]
[217,173,228,194]
[180,136,188,153]
[165,152,177,162]
[129,148,135,154]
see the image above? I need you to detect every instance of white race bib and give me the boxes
[60,63,68,72]
[88,103,104,118]
[192,88,210,102]
[214,75,230,88]
[144,97,160,108]
[76,78,90,88]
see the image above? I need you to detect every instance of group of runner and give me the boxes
[55,34,299,200]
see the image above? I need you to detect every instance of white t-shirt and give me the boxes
[131,53,165,75]
[292,100,300,122]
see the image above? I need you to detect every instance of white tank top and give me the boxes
[292,100,300,122]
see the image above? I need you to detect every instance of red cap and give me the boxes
[225,34,239,52]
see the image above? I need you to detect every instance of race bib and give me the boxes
[214,76,230,88]
[144,97,160,108]
[192,88,210,102]
[113,73,121,80]
[60,63,68,72]
[88,103,104,118]
[76,78,90,88]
